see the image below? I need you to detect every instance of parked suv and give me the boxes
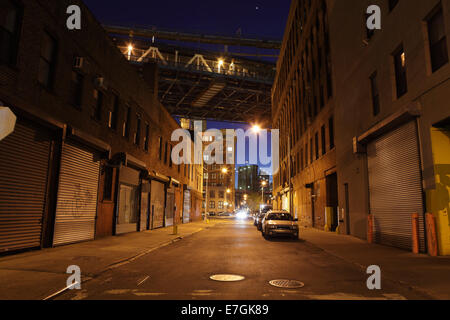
[261,210,299,239]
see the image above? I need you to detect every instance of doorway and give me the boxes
[326,173,339,231]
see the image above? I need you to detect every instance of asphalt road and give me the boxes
[58,218,431,300]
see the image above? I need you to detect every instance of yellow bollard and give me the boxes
[172,225,178,235]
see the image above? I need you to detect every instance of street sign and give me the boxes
[0,107,17,141]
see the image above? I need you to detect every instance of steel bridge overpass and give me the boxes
[105,25,281,124]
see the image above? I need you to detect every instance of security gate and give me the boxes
[151,180,165,229]
[367,121,425,251]
[183,189,191,224]
[0,120,51,252]
[53,142,100,246]
[140,180,150,231]
[165,190,175,227]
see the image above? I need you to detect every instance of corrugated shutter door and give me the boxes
[151,180,165,229]
[0,121,51,252]
[53,142,99,246]
[183,190,190,224]
[165,191,174,227]
[367,121,425,252]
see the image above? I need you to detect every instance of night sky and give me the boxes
[83,0,291,39]
[83,0,287,176]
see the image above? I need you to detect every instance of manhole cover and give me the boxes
[269,279,304,288]
[210,274,245,282]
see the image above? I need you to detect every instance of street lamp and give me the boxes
[127,44,133,61]
[261,180,267,205]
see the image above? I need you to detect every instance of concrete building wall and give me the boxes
[329,0,450,241]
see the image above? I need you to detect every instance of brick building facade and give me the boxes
[0,0,202,253]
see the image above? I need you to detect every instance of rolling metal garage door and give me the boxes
[367,121,425,252]
[53,141,100,246]
[165,190,174,227]
[151,180,165,229]
[183,189,191,224]
[0,120,51,252]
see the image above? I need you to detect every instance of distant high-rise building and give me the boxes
[237,165,259,192]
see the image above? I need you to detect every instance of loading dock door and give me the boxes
[367,121,425,251]
[151,180,165,229]
[183,190,190,224]
[165,190,175,227]
[53,142,100,246]
[0,120,51,252]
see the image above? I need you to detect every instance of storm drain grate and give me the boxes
[269,279,304,288]
[210,274,245,282]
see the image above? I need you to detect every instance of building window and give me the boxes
[123,106,130,138]
[427,5,448,72]
[218,201,224,210]
[315,132,319,160]
[305,142,308,166]
[134,115,141,146]
[164,141,168,164]
[370,72,380,116]
[393,46,408,98]
[70,71,83,109]
[388,0,399,12]
[329,116,335,149]
[210,190,215,198]
[219,191,224,198]
[103,166,113,201]
[0,0,22,65]
[209,201,215,209]
[38,32,57,89]
[109,94,119,130]
[321,125,326,155]
[158,137,163,160]
[144,123,149,151]
[300,148,304,169]
[92,89,103,121]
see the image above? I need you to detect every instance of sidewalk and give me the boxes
[0,220,215,300]
[299,227,450,300]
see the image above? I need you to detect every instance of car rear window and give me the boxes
[266,213,292,221]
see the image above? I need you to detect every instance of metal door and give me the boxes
[183,190,190,224]
[165,191,175,227]
[0,120,51,252]
[367,121,425,251]
[53,142,100,246]
[151,180,165,228]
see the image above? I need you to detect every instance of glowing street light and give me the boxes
[226,188,231,194]
[218,59,224,73]
[252,124,261,133]
[127,44,133,61]
[221,167,228,174]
